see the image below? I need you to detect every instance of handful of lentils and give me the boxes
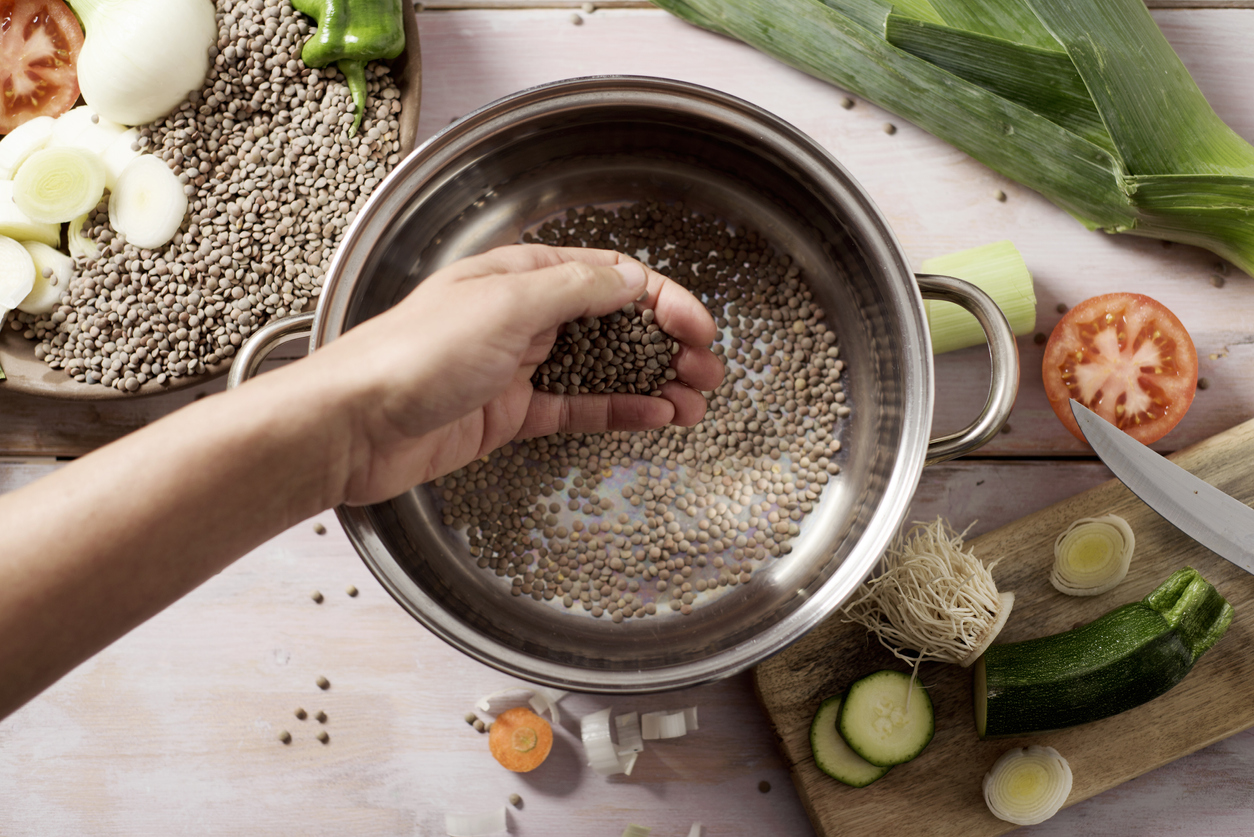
[532,304,678,397]
[12,0,404,392]
[435,200,848,621]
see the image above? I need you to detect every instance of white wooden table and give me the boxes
[4,3,1254,835]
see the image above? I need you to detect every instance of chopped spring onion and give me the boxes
[581,707,631,776]
[842,518,1014,667]
[17,241,73,315]
[641,708,695,740]
[1051,515,1135,596]
[108,155,188,249]
[688,825,704,837]
[0,116,55,181]
[444,807,507,837]
[529,687,569,725]
[12,147,107,225]
[0,182,61,248]
[983,745,1073,826]
[0,235,37,326]
[615,711,645,755]
[920,241,1036,354]
[68,214,99,260]
[622,826,652,837]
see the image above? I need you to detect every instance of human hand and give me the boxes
[303,244,724,505]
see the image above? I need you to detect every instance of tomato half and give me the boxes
[1042,292,1198,445]
[0,0,83,134]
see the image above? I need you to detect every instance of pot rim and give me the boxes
[318,75,934,692]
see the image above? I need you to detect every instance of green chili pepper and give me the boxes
[291,0,406,136]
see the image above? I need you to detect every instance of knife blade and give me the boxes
[1070,399,1254,576]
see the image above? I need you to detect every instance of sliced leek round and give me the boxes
[18,241,74,315]
[0,181,60,248]
[0,115,55,181]
[0,235,37,323]
[1051,514,1135,596]
[67,213,99,260]
[12,147,107,224]
[108,155,187,250]
[983,745,1072,826]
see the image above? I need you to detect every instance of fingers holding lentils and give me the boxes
[15,0,404,392]
[533,304,678,397]
[436,200,847,622]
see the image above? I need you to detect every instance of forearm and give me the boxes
[0,361,356,719]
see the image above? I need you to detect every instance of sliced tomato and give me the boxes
[0,0,83,134]
[1042,292,1198,445]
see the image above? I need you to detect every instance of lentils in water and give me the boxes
[13,0,403,391]
[435,201,848,620]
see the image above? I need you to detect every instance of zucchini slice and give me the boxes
[976,566,1233,737]
[837,670,935,767]
[810,695,892,787]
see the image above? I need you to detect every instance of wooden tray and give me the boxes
[754,418,1254,836]
[0,3,422,400]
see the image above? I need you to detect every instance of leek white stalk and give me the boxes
[18,242,74,315]
[920,241,1036,354]
[13,147,107,225]
[101,128,142,192]
[1051,515,1135,596]
[0,182,61,248]
[66,0,218,127]
[109,155,188,250]
[983,745,1073,825]
[0,235,37,326]
[0,116,54,181]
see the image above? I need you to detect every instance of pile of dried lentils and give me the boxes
[13,0,403,391]
[434,201,850,620]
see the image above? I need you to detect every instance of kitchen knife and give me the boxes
[1070,399,1254,575]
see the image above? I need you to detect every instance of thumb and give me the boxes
[502,257,649,334]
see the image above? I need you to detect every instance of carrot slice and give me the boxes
[488,706,553,773]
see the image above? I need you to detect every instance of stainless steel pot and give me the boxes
[231,76,1018,693]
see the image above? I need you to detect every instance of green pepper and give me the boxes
[291,0,406,136]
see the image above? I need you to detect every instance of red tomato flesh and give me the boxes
[1042,292,1197,445]
[0,0,84,134]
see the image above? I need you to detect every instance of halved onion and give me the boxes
[983,745,1073,826]
[1051,515,1135,596]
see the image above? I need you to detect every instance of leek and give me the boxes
[920,240,1035,354]
[653,0,1254,276]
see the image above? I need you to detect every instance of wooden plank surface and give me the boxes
[756,420,1254,837]
[6,5,1254,836]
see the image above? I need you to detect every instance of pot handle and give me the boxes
[915,273,1019,466]
[226,312,317,389]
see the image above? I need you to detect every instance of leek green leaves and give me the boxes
[654,0,1254,275]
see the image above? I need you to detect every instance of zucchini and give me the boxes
[837,670,935,767]
[976,567,1233,738]
[810,695,892,787]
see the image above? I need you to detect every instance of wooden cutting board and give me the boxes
[754,417,1254,836]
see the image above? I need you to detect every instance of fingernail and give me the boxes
[612,260,647,294]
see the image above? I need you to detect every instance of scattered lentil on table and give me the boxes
[316,730,329,743]
[316,676,330,690]
[315,710,327,723]
[295,707,307,720]
[434,200,847,621]
[13,0,403,392]
[310,590,323,603]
